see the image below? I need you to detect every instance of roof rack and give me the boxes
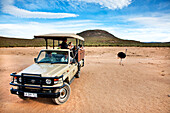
[34,33,84,49]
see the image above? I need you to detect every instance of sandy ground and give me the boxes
[0,47,170,113]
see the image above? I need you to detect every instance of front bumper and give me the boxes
[10,82,65,89]
[10,87,60,98]
[10,72,65,98]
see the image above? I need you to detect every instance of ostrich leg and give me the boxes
[119,59,122,65]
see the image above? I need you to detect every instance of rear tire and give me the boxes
[75,70,80,78]
[75,62,81,78]
[52,82,71,105]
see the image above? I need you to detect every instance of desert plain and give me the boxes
[0,47,169,113]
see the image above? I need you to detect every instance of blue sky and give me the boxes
[0,0,170,42]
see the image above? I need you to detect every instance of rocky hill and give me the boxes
[77,29,141,45]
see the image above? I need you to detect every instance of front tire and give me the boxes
[52,82,71,105]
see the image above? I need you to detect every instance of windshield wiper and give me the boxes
[37,61,51,63]
[51,62,68,64]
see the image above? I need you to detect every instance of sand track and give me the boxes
[0,47,170,113]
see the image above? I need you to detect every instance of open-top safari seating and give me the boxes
[10,33,85,105]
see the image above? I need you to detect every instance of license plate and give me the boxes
[24,92,37,98]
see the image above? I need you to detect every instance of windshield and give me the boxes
[37,51,69,64]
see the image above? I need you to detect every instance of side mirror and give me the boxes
[34,58,37,63]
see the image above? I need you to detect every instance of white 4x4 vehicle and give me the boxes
[10,34,85,105]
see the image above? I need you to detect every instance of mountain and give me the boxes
[0,36,47,47]
[0,29,169,47]
[77,29,141,45]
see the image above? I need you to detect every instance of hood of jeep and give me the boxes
[18,63,68,77]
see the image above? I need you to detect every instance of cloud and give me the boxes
[128,15,170,29]
[75,0,132,10]
[114,28,170,42]
[1,0,78,18]
[1,0,132,18]
[1,18,169,42]
[112,14,170,42]
[0,20,101,38]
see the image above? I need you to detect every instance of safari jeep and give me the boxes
[10,33,85,105]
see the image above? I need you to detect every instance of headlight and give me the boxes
[46,79,52,84]
[11,76,14,82]
[19,77,22,82]
[54,78,62,84]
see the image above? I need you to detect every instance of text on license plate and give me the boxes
[24,92,37,98]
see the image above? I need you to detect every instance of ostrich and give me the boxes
[117,49,127,65]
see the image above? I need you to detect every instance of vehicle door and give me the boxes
[69,60,78,80]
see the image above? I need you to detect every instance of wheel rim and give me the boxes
[57,86,69,103]
[59,88,67,99]
[52,83,70,104]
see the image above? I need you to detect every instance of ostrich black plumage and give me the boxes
[117,49,127,65]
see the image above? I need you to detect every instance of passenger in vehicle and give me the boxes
[68,42,74,50]
[46,51,52,58]
[60,39,68,49]
[46,51,56,62]
[61,53,68,62]
[61,53,74,63]
[78,44,84,50]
